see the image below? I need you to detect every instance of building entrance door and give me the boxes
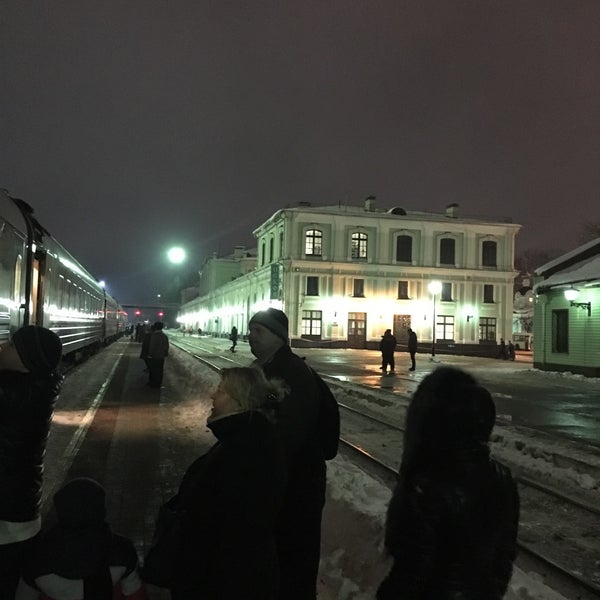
[393,314,411,343]
[347,312,367,348]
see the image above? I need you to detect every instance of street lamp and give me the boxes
[428,280,442,357]
[167,247,186,264]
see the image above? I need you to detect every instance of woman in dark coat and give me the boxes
[378,367,520,600]
[167,367,287,600]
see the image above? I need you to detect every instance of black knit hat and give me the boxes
[249,308,289,343]
[54,478,106,528]
[13,325,63,376]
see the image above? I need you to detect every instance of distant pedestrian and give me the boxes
[140,324,156,372]
[407,327,418,371]
[498,338,508,360]
[229,326,239,353]
[147,322,169,388]
[379,329,397,375]
[249,308,334,600]
[378,367,520,599]
[507,340,516,361]
[16,478,147,600]
[152,367,287,599]
[0,326,63,598]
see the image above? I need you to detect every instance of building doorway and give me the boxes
[393,314,411,343]
[347,312,367,348]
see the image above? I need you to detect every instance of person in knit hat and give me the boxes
[16,478,147,600]
[248,308,327,600]
[0,326,63,597]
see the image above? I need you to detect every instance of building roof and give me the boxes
[533,238,600,292]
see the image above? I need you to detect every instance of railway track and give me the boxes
[171,338,600,598]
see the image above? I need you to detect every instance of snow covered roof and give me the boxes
[533,237,600,292]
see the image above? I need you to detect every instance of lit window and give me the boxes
[351,232,368,259]
[302,310,322,336]
[305,230,323,256]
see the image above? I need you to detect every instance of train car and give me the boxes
[0,189,126,359]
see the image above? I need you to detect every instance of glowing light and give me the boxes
[167,247,186,264]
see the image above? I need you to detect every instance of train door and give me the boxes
[31,253,47,326]
[347,312,367,348]
[393,314,411,343]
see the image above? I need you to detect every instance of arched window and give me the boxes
[268,237,274,263]
[396,235,412,262]
[351,232,368,259]
[305,229,322,256]
[482,240,497,267]
[439,238,455,265]
[261,241,266,266]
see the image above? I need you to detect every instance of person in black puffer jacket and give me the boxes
[378,366,520,600]
[0,326,63,598]
[162,367,287,600]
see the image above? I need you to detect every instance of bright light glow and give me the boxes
[167,247,186,264]
[98,280,106,288]
[428,280,442,295]
[564,287,579,301]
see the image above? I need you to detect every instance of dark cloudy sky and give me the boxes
[1,1,599,305]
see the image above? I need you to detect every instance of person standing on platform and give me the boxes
[248,308,328,600]
[407,327,418,371]
[163,368,287,599]
[140,323,156,372]
[147,322,169,388]
[0,325,63,598]
[16,478,147,600]
[229,325,238,353]
[379,329,397,374]
[378,367,520,599]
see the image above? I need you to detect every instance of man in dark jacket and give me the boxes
[407,327,418,371]
[147,322,169,388]
[0,325,63,598]
[379,329,397,374]
[248,308,326,600]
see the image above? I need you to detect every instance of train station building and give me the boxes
[178,198,521,355]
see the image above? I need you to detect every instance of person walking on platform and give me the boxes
[248,308,329,600]
[379,329,397,374]
[140,323,156,372]
[155,368,286,599]
[407,327,418,371]
[378,367,520,600]
[16,478,147,600]
[0,326,63,598]
[146,322,169,388]
[229,325,238,353]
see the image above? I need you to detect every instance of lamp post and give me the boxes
[428,280,442,357]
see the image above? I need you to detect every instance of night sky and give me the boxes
[2,1,599,306]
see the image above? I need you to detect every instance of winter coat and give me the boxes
[16,525,146,600]
[379,333,397,355]
[262,345,326,475]
[147,331,169,359]
[377,448,519,600]
[0,371,62,531]
[407,331,418,353]
[170,410,286,599]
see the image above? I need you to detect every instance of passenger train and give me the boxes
[0,189,127,360]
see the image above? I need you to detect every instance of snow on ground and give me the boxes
[170,347,598,599]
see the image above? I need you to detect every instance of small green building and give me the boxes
[533,238,600,377]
